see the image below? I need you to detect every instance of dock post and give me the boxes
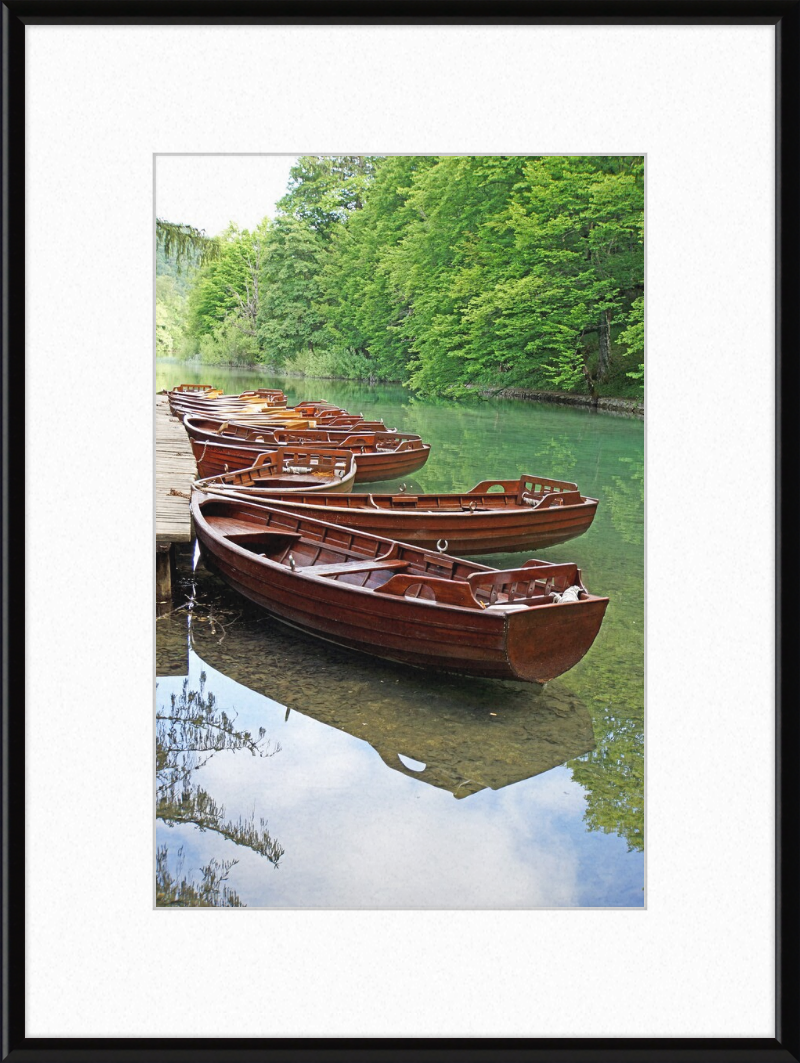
[156,542,175,604]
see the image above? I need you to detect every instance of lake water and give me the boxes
[156,363,644,907]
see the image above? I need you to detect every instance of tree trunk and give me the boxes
[578,333,599,404]
[597,311,611,382]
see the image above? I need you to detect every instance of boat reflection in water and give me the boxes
[160,562,596,801]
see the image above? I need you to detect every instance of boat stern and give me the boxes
[504,595,609,683]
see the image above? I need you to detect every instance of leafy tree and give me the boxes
[420,156,644,395]
[155,275,190,358]
[387,156,528,394]
[619,295,644,383]
[169,156,644,396]
[321,155,436,381]
[254,158,380,369]
[256,216,331,366]
[156,218,220,268]
[187,220,270,345]
[278,155,379,236]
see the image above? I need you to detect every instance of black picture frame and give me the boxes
[2,3,796,1060]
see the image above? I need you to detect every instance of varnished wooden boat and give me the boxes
[223,412,388,430]
[182,414,388,446]
[169,387,286,402]
[168,383,221,394]
[191,495,609,683]
[170,398,358,426]
[167,384,225,406]
[167,390,299,417]
[170,396,308,418]
[196,475,597,553]
[234,389,286,402]
[193,446,356,494]
[185,414,320,434]
[190,432,431,483]
[169,396,252,417]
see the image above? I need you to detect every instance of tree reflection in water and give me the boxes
[156,845,243,907]
[156,672,284,907]
[608,454,644,547]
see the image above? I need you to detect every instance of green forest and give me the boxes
[157,155,644,399]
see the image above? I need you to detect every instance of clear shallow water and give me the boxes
[156,363,644,907]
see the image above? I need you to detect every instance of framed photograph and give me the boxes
[3,2,794,1059]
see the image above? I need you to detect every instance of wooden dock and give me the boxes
[156,395,196,600]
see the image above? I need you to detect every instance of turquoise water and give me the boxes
[156,363,644,907]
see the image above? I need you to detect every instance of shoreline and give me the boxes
[474,386,644,418]
[166,360,644,419]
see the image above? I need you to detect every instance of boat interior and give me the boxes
[253,478,584,512]
[197,449,352,490]
[200,501,581,608]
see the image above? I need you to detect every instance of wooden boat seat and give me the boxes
[375,573,482,608]
[299,558,409,577]
[204,515,302,551]
[467,563,578,592]
[205,515,273,536]
[225,529,302,546]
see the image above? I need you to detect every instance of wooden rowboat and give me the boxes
[193,447,356,494]
[168,387,286,402]
[182,415,388,445]
[234,389,287,402]
[190,433,431,483]
[191,495,608,683]
[169,397,253,417]
[165,391,293,414]
[170,396,322,418]
[185,414,320,434]
[167,383,221,394]
[195,475,598,554]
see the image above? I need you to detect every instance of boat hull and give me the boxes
[190,437,431,483]
[192,497,608,683]
[216,492,598,553]
[194,449,357,495]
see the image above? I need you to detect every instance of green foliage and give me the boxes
[256,216,329,366]
[619,295,645,382]
[170,156,644,396]
[285,345,374,380]
[156,275,190,358]
[319,156,437,381]
[256,160,380,369]
[278,155,379,236]
[197,317,260,365]
[156,238,198,297]
[156,218,220,268]
[318,155,643,396]
[187,220,270,343]
[400,156,643,396]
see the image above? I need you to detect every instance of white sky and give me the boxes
[155,154,298,236]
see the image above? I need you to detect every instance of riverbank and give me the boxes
[168,360,644,418]
[475,386,644,418]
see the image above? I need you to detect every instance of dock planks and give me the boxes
[156,395,196,544]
